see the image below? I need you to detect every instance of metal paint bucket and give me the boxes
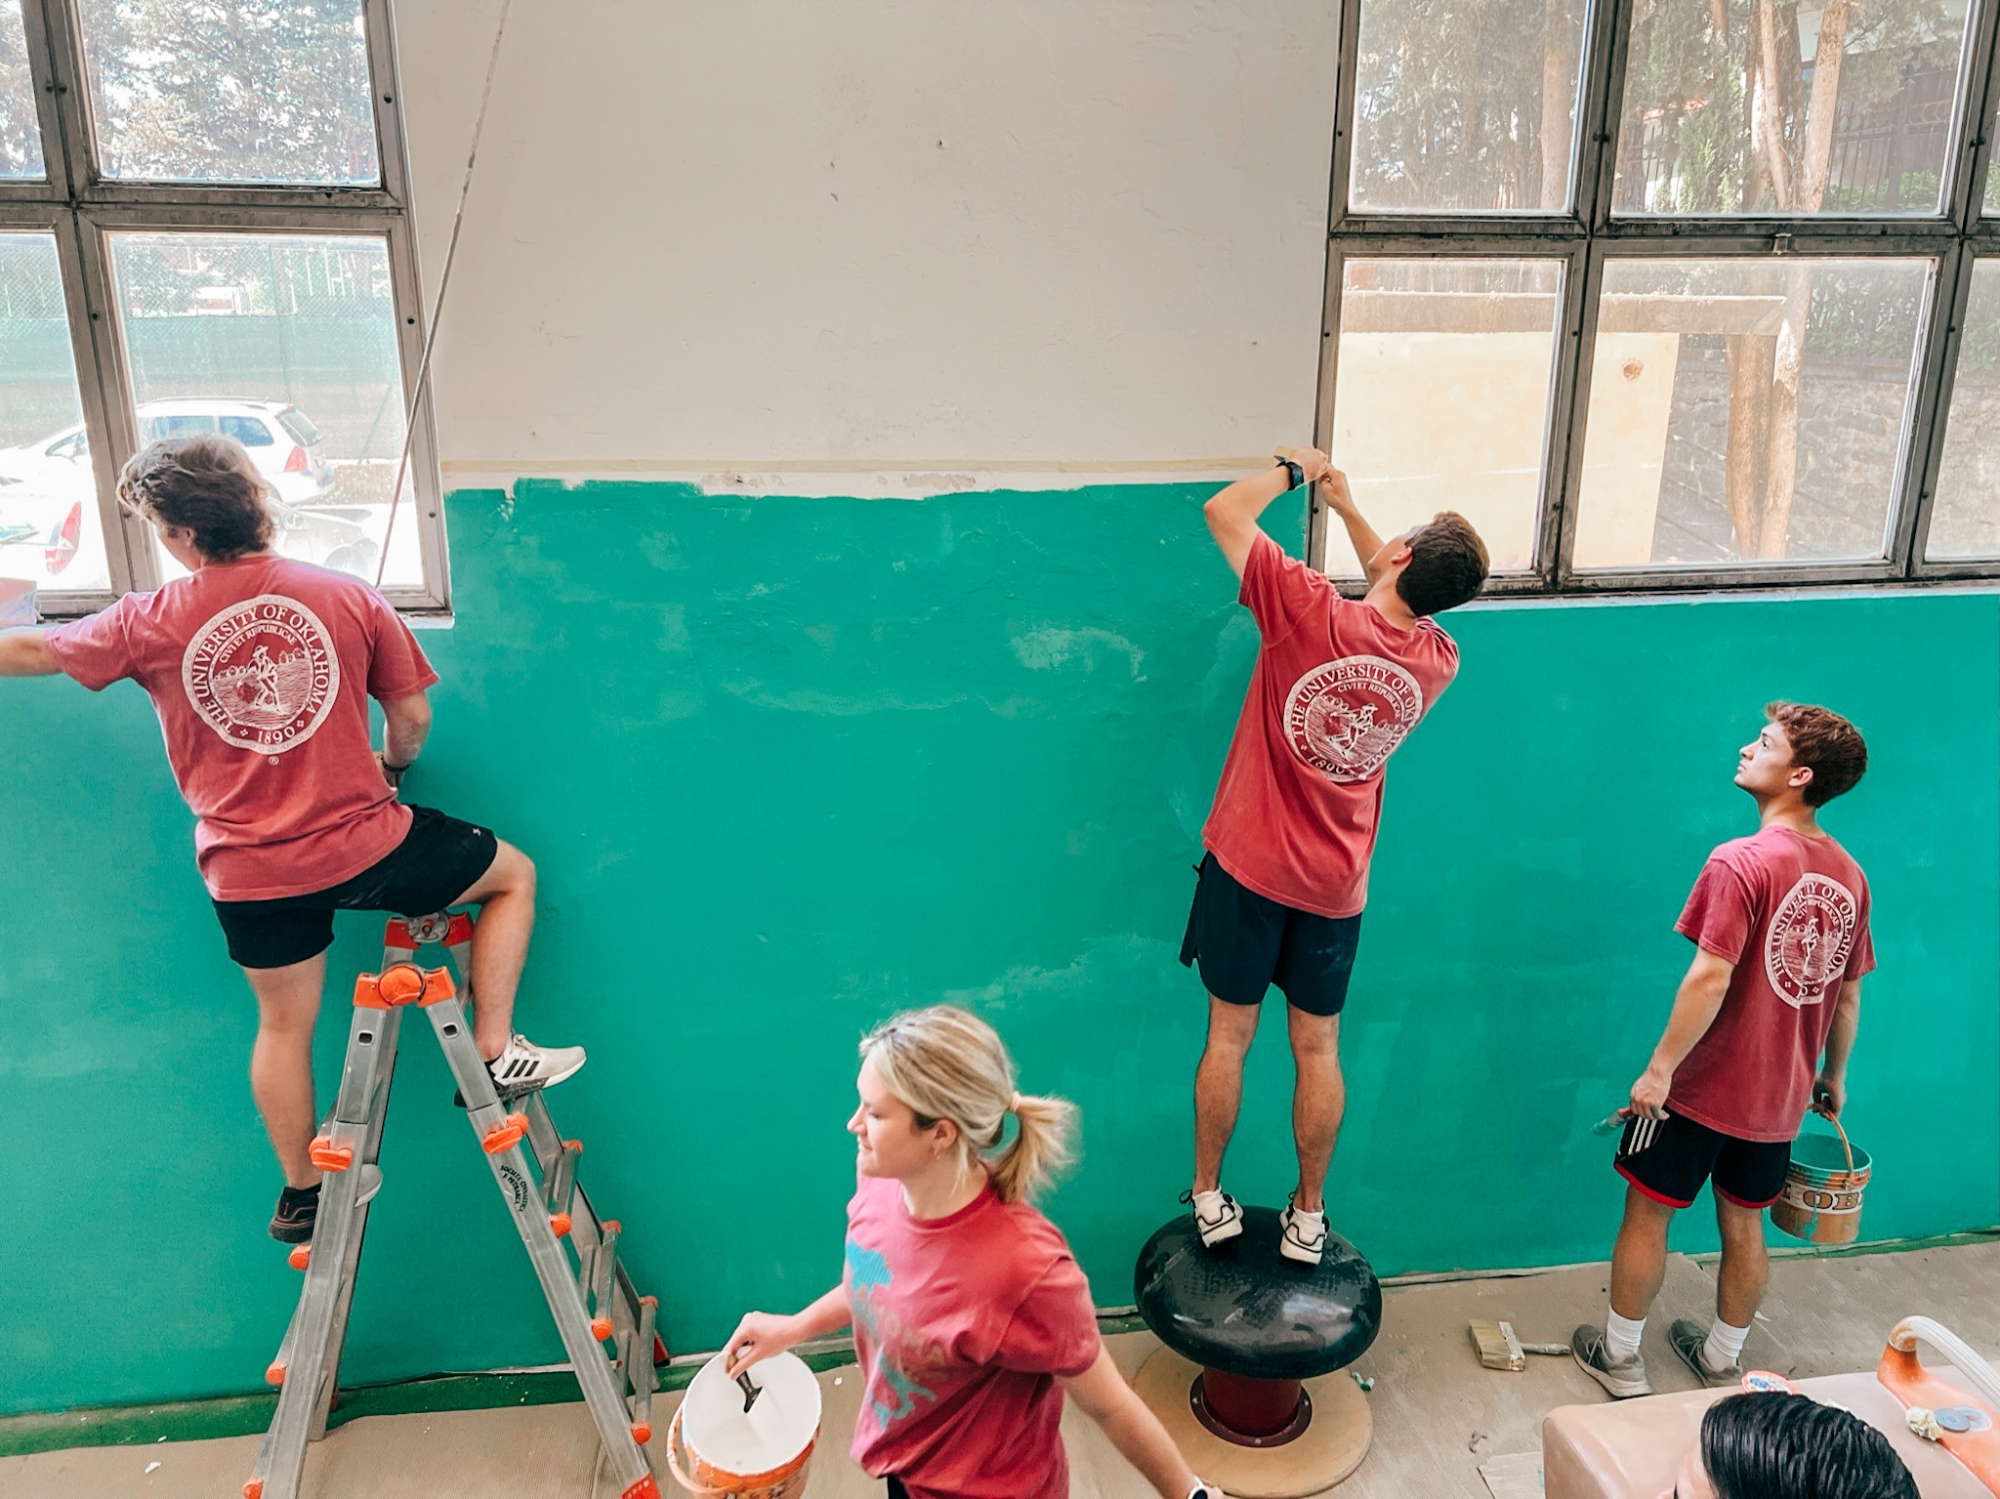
[1771,1114,1870,1245]
[667,1352,820,1499]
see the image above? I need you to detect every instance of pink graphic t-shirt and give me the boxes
[1203,531,1460,918]
[43,556,439,902]
[1669,824,1875,1142]
[843,1173,1102,1499]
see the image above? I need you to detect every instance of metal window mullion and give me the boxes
[1326,0,1363,234]
[377,212,449,612]
[1573,0,1632,228]
[364,0,412,209]
[62,203,151,599]
[1534,241,1597,586]
[32,0,98,197]
[1549,239,1612,585]
[1904,242,1984,571]
[1308,240,1348,572]
[1950,0,2000,230]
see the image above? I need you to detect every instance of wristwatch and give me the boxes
[1189,1483,1224,1499]
[1276,457,1305,491]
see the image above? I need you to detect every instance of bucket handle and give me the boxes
[1819,1108,1856,1174]
[666,1406,728,1499]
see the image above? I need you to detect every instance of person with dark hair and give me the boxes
[0,434,586,1244]
[1181,448,1488,1264]
[1668,1392,1918,1499]
[1575,704,1873,1397]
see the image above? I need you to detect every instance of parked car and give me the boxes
[0,399,336,508]
[0,398,377,585]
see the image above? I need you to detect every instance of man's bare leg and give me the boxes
[1713,1194,1770,1329]
[449,839,537,1063]
[1193,996,1261,1194]
[243,953,328,1189]
[1608,1185,1677,1320]
[1288,1006,1344,1213]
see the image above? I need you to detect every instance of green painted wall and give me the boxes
[2,480,1994,1414]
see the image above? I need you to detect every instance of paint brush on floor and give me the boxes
[1470,1320,1572,1371]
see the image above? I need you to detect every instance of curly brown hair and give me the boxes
[1767,701,1868,807]
[117,434,274,562]
[1396,510,1489,617]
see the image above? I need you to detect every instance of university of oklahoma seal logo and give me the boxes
[1764,873,1859,1009]
[181,595,339,755]
[1282,654,1424,784]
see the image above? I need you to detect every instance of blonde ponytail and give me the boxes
[860,1005,1077,1204]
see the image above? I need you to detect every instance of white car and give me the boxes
[0,399,336,506]
[0,400,374,585]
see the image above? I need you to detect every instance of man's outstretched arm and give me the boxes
[1320,471,1389,583]
[1204,448,1331,579]
[0,630,60,677]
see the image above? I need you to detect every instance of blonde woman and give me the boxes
[724,1006,1222,1499]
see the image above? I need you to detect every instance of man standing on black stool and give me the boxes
[1182,448,1488,1265]
[1573,704,1872,1396]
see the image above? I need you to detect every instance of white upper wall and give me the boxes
[395,0,1338,487]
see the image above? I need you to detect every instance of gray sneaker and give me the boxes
[1572,1324,1653,1398]
[1669,1318,1741,1386]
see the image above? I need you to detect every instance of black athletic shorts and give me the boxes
[1179,853,1362,1018]
[211,805,499,970]
[1615,1110,1791,1210]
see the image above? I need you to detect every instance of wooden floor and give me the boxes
[7,1241,1996,1499]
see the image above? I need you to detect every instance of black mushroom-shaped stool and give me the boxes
[1132,1206,1382,1497]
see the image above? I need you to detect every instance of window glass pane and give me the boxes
[0,234,109,594]
[1614,0,1969,215]
[1574,257,1927,568]
[1987,102,2000,214]
[0,0,42,179]
[1926,260,2000,559]
[109,232,420,588]
[1329,259,1563,573]
[1349,0,1587,212]
[78,0,378,185]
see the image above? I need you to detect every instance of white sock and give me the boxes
[1191,1189,1227,1216]
[1703,1316,1750,1371]
[1605,1308,1646,1363]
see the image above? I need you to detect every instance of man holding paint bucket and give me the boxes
[1574,703,1873,1397]
[1182,449,1488,1266]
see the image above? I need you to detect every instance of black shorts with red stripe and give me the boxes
[1615,1110,1791,1210]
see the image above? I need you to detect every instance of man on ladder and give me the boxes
[0,434,586,1244]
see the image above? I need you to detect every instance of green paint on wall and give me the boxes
[1,479,1993,1415]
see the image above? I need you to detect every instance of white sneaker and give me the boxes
[1279,1196,1327,1266]
[488,1033,588,1095]
[1182,1187,1245,1248]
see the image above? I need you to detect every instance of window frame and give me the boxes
[1310,0,2000,593]
[1,0,448,617]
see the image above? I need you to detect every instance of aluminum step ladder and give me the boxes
[245,911,665,1499]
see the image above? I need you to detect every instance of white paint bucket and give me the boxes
[668,1352,821,1499]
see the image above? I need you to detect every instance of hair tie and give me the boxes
[1009,1091,1022,1113]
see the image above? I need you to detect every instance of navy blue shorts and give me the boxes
[211,805,498,970]
[1179,853,1362,1017]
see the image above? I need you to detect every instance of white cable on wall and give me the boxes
[375,0,516,591]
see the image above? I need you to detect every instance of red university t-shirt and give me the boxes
[43,556,439,902]
[843,1173,1102,1499]
[1668,825,1875,1142]
[1203,531,1460,918]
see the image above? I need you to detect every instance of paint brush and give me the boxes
[1593,1109,1633,1136]
[1470,1320,1572,1371]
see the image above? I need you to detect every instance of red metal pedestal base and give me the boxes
[1190,1368,1314,1447]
